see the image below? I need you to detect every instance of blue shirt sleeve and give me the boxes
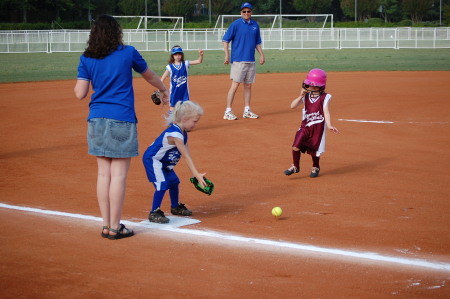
[132,48,148,74]
[77,56,90,81]
[222,22,236,43]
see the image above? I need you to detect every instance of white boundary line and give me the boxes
[1,202,450,272]
[338,119,395,124]
[338,119,449,125]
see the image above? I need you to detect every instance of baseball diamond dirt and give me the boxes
[1,72,449,298]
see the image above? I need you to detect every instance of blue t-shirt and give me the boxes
[77,45,148,123]
[222,18,262,63]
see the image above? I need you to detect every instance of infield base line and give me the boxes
[1,202,449,272]
[338,119,449,125]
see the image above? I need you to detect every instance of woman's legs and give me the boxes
[96,156,112,229]
[109,158,131,230]
[96,156,131,233]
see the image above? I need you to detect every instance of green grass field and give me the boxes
[0,49,449,83]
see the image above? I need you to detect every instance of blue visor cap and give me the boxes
[241,2,252,10]
[171,47,183,54]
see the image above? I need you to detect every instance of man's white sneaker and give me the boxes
[243,110,259,119]
[223,111,238,120]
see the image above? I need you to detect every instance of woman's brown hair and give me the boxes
[83,15,124,59]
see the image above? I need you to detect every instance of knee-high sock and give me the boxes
[312,156,320,168]
[152,190,166,212]
[169,184,179,208]
[293,150,301,169]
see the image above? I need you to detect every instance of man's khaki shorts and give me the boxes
[230,61,256,84]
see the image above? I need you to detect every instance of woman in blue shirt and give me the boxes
[74,15,169,240]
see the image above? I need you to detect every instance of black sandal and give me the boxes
[101,226,110,238]
[107,224,134,240]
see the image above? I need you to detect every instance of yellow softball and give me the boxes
[272,207,282,217]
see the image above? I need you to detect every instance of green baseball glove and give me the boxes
[190,177,214,196]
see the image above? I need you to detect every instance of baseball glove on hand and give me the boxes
[190,177,214,196]
[151,90,161,105]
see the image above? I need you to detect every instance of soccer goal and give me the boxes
[113,16,184,32]
[214,14,333,33]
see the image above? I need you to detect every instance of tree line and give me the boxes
[0,0,448,26]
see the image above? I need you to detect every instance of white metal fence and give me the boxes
[1,27,449,53]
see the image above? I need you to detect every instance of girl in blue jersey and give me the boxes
[74,15,169,239]
[143,101,207,224]
[161,45,204,112]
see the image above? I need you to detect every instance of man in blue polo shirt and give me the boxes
[222,2,265,120]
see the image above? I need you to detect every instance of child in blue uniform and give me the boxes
[161,45,204,112]
[143,101,207,223]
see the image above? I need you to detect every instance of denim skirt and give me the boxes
[87,118,138,158]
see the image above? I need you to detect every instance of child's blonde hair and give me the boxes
[166,101,203,126]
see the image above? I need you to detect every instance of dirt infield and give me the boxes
[1,72,449,298]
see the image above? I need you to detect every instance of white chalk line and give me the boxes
[338,119,448,124]
[1,202,450,272]
[339,119,394,124]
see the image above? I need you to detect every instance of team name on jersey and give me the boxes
[305,111,324,127]
[172,74,187,88]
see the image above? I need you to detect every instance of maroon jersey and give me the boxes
[292,92,331,156]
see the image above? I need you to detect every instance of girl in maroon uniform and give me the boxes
[284,69,339,178]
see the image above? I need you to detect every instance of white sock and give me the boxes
[225,108,232,113]
[244,106,250,112]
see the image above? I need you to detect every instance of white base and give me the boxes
[138,216,201,228]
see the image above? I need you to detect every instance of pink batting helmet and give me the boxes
[303,68,327,88]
